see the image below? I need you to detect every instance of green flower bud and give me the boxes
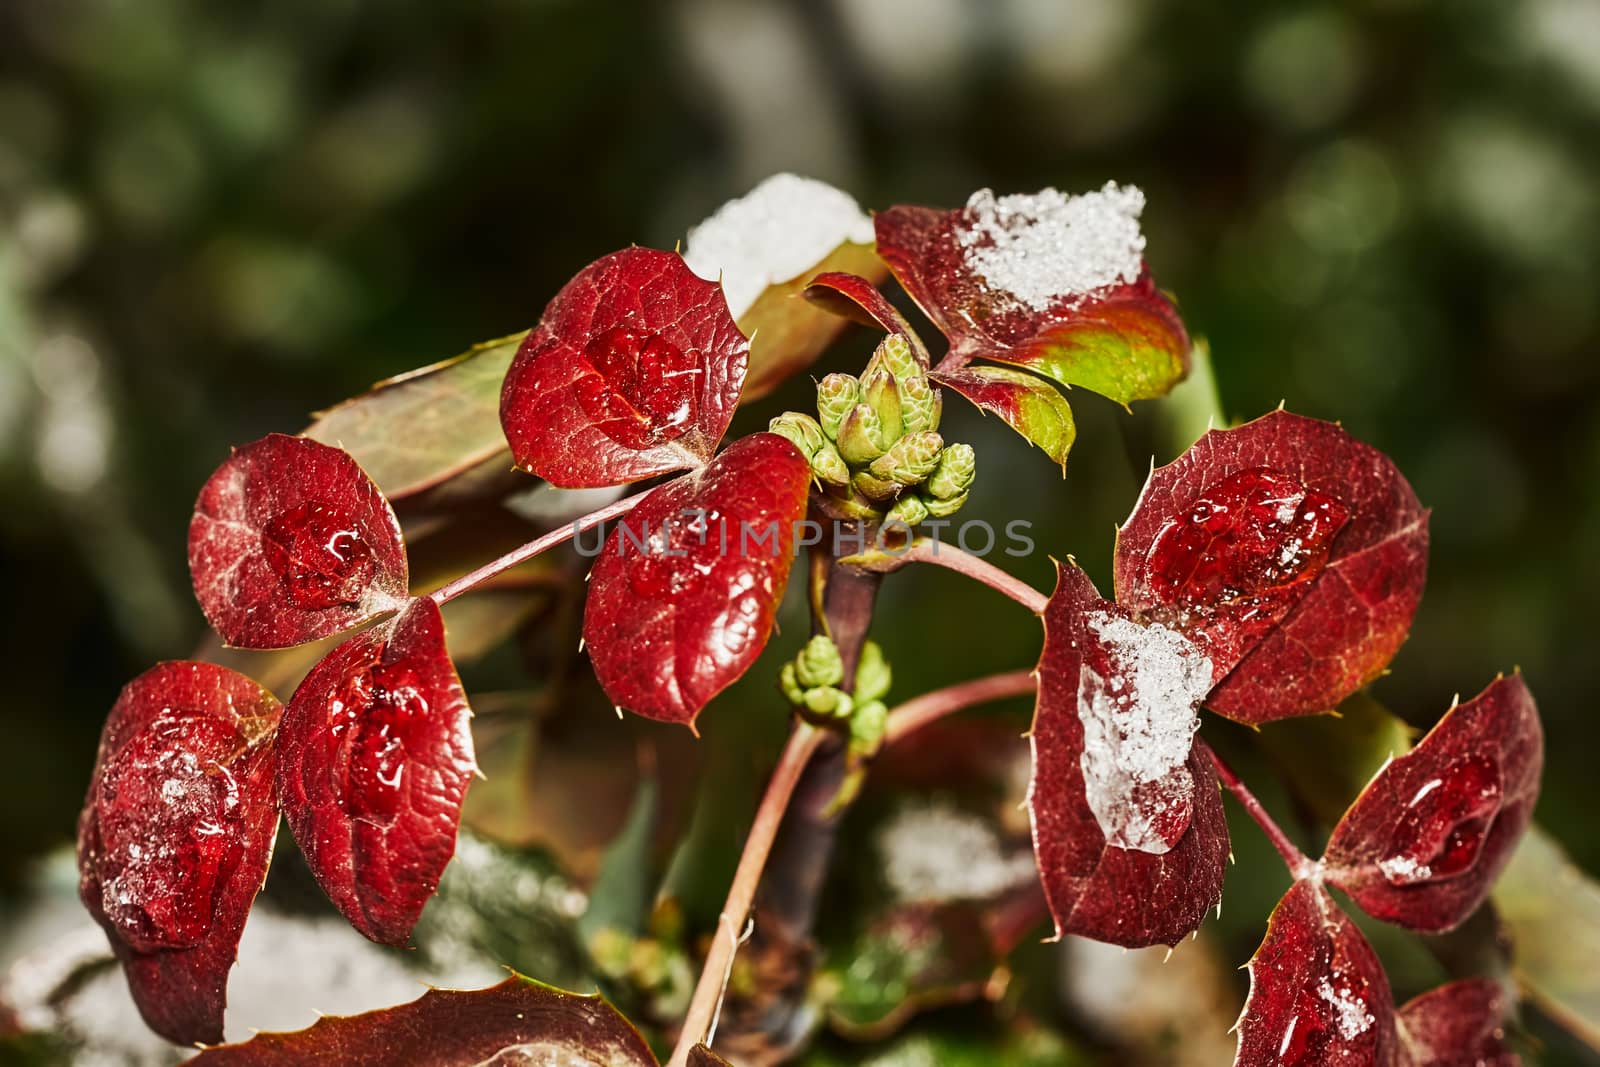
[835,404,888,465]
[810,442,851,489]
[860,370,903,444]
[868,430,945,486]
[920,488,968,517]
[899,375,942,434]
[794,634,844,689]
[803,686,853,718]
[768,412,826,459]
[816,374,861,439]
[849,699,889,760]
[852,469,901,503]
[884,493,929,527]
[926,442,975,500]
[779,661,805,705]
[853,641,891,704]
[875,334,920,381]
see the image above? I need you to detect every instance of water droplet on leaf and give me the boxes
[96,709,247,952]
[1378,756,1503,886]
[323,660,431,827]
[261,500,376,610]
[1143,467,1348,610]
[575,326,701,448]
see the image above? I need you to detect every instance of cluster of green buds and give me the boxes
[779,635,892,812]
[768,334,976,524]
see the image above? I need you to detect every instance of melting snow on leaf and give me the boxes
[957,183,1146,312]
[1077,612,1212,854]
[684,173,875,318]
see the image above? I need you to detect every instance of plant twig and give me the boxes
[1203,741,1317,880]
[426,492,644,605]
[667,721,825,1067]
[884,539,1048,614]
[884,669,1038,744]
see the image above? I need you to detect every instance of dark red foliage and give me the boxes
[1235,880,1398,1066]
[582,433,811,728]
[499,248,749,487]
[873,203,1189,404]
[1026,561,1229,948]
[181,975,658,1066]
[189,434,410,650]
[802,271,931,365]
[1115,411,1428,722]
[276,597,476,946]
[77,662,282,1045]
[1323,674,1542,933]
[1395,980,1519,1066]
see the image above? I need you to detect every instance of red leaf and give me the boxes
[582,433,811,727]
[276,597,476,945]
[1026,561,1229,948]
[189,434,409,650]
[1114,411,1428,722]
[1396,979,1520,1066]
[874,192,1189,405]
[77,662,282,1045]
[1323,675,1542,933]
[181,974,657,1065]
[803,271,932,365]
[1235,880,1398,1066]
[930,365,1075,468]
[499,247,749,488]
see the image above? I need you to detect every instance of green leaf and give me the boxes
[303,332,526,501]
[410,834,592,993]
[930,366,1075,468]
[1253,692,1415,825]
[820,900,1005,1041]
[802,1019,1091,1067]
[1493,826,1600,1050]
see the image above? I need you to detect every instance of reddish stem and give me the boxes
[895,540,1048,614]
[426,492,645,606]
[885,669,1038,745]
[1203,741,1317,879]
[666,722,825,1067]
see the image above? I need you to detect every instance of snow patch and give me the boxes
[684,173,875,319]
[1077,611,1212,854]
[957,182,1146,311]
[878,803,1037,902]
[1377,853,1432,883]
[1318,976,1375,1040]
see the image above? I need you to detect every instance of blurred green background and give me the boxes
[1,0,1597,1060]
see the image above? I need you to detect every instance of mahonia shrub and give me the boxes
[72,174,1566,1066]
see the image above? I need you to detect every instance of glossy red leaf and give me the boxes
[1235,880,1398,1066]
[189,434,409,650]
[874,193,1189,405]
[276,597,476,945]
[930,365,1075,468]
[181,974,657,1065]
[582,433,811,728]
[499,247,749,488]
[1323,674,1542,933]
[1396,979,1520,1066]
[1026,561,1229,948]
[803,271,932,366]
[77,662,282,1045]
[1114,410,1429,722]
